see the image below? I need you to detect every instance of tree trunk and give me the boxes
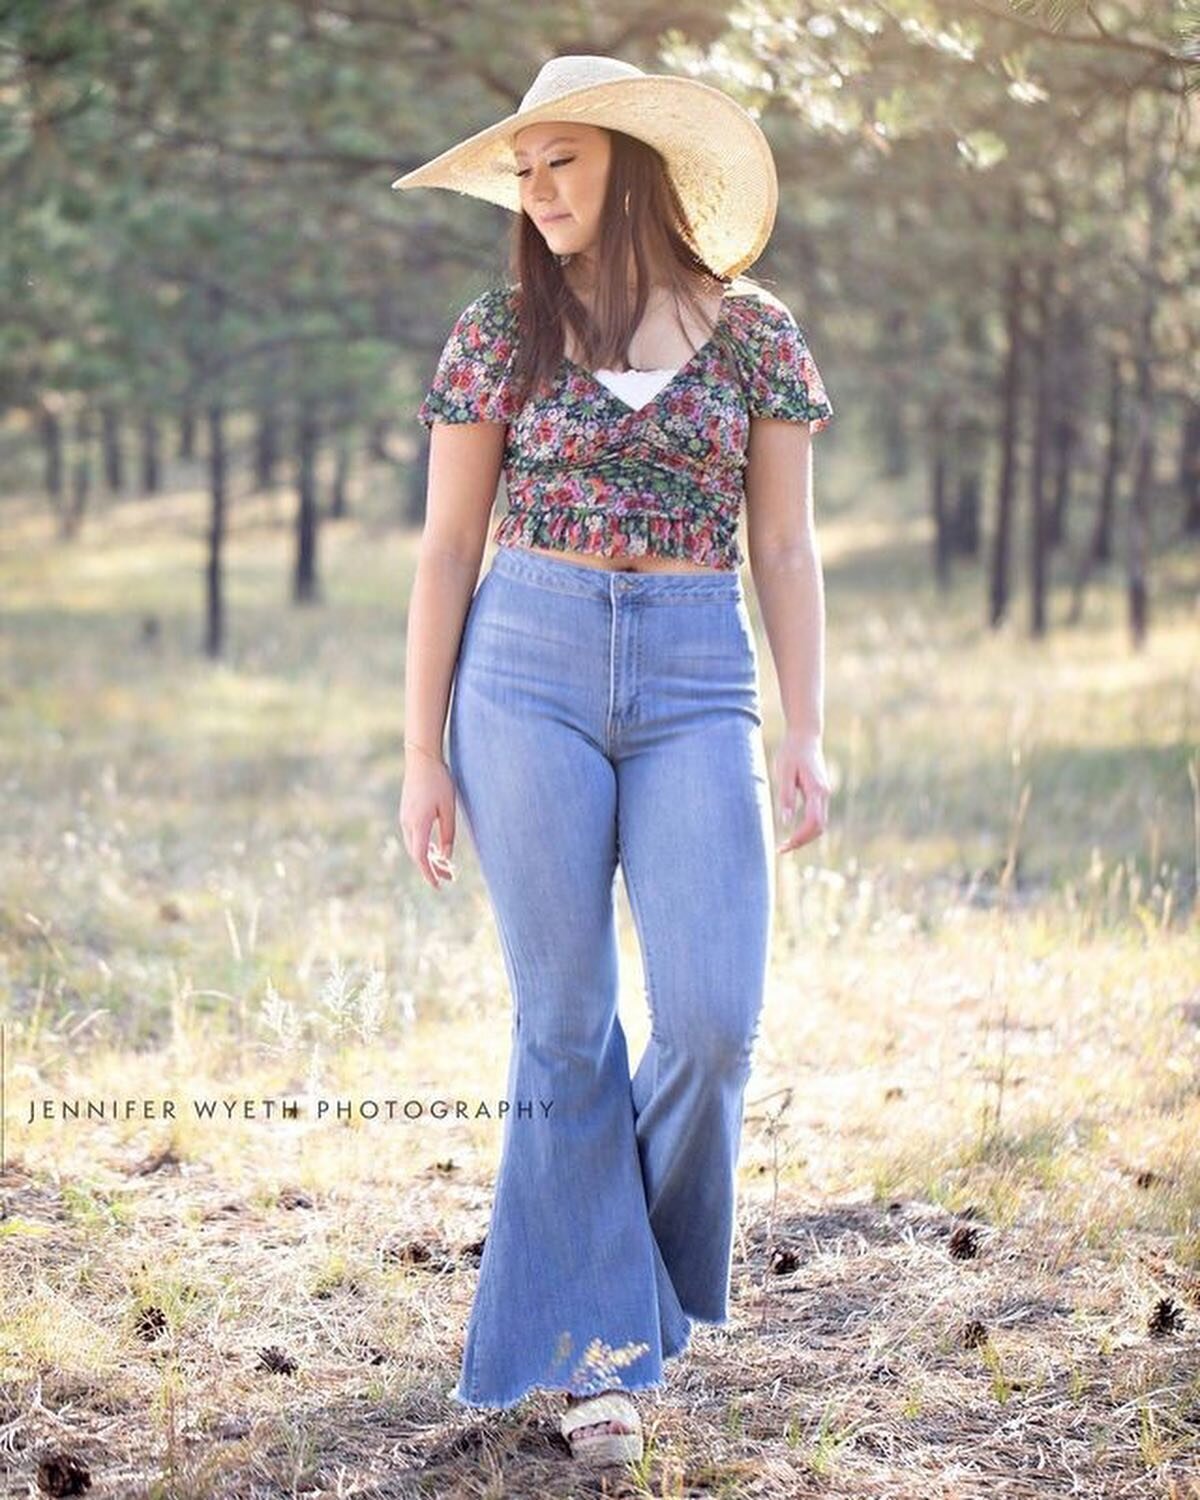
[989,191,1025,630]
[952,307,987,559]
[367,417,391,464]
[881,307,908,479]
[294,399,321,604]
[1068,354,1123,625]
[331,437,351,519]
[206,402,227,659]
[1028,257,1053,638]
[101,405,123,495]
[140,414,161,495]
[255,404,280,491]
[1181,400,1200,537]
[1126,362,1153,650]
[1048,296,1086,550]
[1093,355,1123,567]
[64,407,92,539]
[407,436,428,528]
[931,395,951,588]
[1126,127,1169,649]
[952,415,986,558]
[179,404,196,461]
[41,407,63,502]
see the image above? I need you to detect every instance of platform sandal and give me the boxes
[560,1389,644,1465]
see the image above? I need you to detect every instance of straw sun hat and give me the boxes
[390,54,779,280]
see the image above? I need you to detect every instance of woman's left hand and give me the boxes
[773,728,831,854]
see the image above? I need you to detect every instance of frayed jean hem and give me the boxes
[446,1307,736,1412]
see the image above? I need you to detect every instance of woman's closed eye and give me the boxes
[515,157,575,178]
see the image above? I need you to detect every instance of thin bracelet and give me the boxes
[404,738,445,762]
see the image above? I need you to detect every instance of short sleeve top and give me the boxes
[415,283,833,570]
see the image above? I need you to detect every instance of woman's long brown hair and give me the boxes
[505,128,761,410]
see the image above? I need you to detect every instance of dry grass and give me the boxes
[0,440,1198,1497]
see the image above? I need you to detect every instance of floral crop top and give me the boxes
[415,283,833,570]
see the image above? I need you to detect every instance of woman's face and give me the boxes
[512,122,611,258]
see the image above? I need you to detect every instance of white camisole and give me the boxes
[592,366,681,411]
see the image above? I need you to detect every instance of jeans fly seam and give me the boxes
[634,606,643,728]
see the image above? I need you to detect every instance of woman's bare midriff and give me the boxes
[520,544,727,575]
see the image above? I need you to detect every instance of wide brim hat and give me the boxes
[390,54,778,281]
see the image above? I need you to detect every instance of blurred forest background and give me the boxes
[1,0,1197,651]
[2,4,1200,1495]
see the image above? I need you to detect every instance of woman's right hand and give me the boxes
[399,747,457,890]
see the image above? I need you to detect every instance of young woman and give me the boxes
[393,54,833,1467]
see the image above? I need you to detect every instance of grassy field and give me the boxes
[1,437,1198,1498]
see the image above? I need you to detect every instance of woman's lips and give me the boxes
[541,214,569,225]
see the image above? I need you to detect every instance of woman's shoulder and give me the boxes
[452,283,521,336]
[720,279,834,431]
[724,280,804,333]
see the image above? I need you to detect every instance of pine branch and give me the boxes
[964,0,1195,67]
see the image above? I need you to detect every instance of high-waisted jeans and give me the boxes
[444,542,775,1409]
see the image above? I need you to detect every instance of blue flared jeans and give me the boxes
[444,542,775,1409]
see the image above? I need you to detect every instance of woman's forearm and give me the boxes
[750,537,826,739]
[403,546,479,756]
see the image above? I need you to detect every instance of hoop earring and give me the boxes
[623,189,631,216]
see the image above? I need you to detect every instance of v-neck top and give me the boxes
[415,283,834,570]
